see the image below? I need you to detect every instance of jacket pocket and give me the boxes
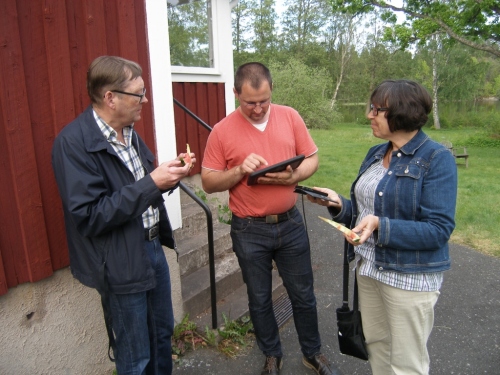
[394,158,428,179]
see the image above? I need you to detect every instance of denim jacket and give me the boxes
[330,130,457,273]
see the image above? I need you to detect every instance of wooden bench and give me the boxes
[441,141,469,168]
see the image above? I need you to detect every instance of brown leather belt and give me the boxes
[246,207,296,224]
[145,223,159,241]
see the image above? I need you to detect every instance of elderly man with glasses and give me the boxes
[52,56,195,375]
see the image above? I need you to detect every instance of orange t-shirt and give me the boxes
[202,104,318,218]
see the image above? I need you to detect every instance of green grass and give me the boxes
[304,124,500,258]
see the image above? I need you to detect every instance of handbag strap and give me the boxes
[342,241,350,308]
[342,240,360,312]
[353,273,360,311]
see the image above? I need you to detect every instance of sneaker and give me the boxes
[261,355,283,375]
[302,353,342,375]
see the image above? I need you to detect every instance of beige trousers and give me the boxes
[356,269,440,375]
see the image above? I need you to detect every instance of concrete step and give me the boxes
[176,221,232,277]
[179,184,209,205]
[176,187,286,330]
[179,177,229,208]
[181,252,245,319]
[175,200,218,241]
[193,270,286,330]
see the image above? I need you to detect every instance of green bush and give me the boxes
[268,59,342,129]
[464,134,500,147]
[439,107,500,130]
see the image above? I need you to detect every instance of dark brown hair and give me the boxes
[370,79,432,132]
[234,62,273,94]
[87,56,142,104]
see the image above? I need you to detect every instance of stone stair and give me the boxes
[174,189,285,329]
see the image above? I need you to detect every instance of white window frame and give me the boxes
[170,0,221,76]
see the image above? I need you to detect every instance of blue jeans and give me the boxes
[108,238,174,375]
[231,207,321,358]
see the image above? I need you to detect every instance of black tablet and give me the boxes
[247,154,305,186]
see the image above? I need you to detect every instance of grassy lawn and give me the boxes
[304,124,500,258]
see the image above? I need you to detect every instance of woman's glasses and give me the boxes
[370,104,389,116]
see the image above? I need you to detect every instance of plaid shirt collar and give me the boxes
[93,109,134,144]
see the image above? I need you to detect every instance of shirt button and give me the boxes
[397,152,402,157]
[378,192,383,196]
[379,267,384,271]
[388,171,393,175]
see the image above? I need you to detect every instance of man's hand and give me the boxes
[257,165,295,186]
[257,153,319,186]
[150,154,197,190]
[201,153,267,193]
[238,153,268,175]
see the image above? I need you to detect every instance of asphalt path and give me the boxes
[174,200,500,375]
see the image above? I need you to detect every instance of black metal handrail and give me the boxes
[178,181,217,329]
[174,98,216,328]
[174,98,213,132]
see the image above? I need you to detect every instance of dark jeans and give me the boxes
[231,207,321,358]
[108,237,174,375]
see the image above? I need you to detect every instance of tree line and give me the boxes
[231,0,500,129]
[168,0,500,130]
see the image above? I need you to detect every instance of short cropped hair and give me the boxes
[370,79,433,132]
[87,56,142,104]
[234,62,273,94]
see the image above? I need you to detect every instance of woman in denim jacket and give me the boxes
[309,80,457,375]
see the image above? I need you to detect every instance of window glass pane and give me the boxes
[167,0,214,68]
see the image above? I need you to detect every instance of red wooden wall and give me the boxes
[172,82,226,175]
[0,0,156,295]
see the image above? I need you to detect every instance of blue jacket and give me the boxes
[330,130,457,273]
[52,106,176,294]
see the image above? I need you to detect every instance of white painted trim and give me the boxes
[145,0,182,230]
[170,0,220,72]
[143,0,236,232]
[170,66,222,75]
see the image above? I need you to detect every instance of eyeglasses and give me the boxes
[370,104,389,116]
[111,87,147,103]
[239,97,271,110]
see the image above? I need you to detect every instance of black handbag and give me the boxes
[336,242,369,360]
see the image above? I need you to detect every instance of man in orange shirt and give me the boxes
[201,62,342,375]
